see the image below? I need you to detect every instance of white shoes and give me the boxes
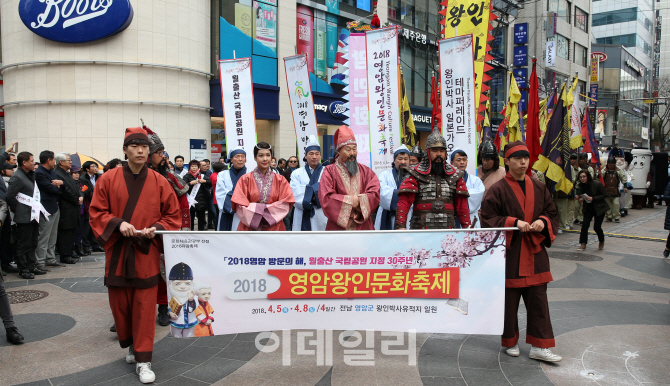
[505,344,520,357]
[136,362,156,384]
[125,345,136,364]
[529,346,563,362]
[565,225,571,230]
[557,229,563,234]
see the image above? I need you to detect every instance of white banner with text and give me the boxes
[284,54,319,163]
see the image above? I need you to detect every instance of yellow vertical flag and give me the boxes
[538,97,548,144]
[400,68,416,146]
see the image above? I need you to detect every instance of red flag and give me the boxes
[526,59,541,176]
[430,74,441,132]
[581,111,592,154]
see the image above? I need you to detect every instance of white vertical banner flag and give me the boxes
[219,58,258,170]
[349,33,371,168]
[365,26,401,176]
[284,54,319,163]
[546,41,556,68]
[439,35,477,176]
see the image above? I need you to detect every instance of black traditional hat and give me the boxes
[169,262,193,281]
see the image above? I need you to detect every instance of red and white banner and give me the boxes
[163,230,506,336]
[348,33,371,168]
[284,54,319,163]
[219,58,257,170]
[366,26,401,175]
[439,35,477,175]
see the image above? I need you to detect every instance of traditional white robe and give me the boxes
[290,166,328,231]
[374,167,411,230]
[465,172,485,227]
[215,169,246,231]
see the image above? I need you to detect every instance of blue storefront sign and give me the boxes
[19,0,134,43]
[513,46,527,67]
[589,84,598,107]
[328,101,348,119]
[519,91,527,113]
[513,68,527,89]
[514,23,528,45]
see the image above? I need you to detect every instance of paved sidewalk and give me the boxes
[1,206,669,386]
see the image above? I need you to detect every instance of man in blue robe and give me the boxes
[215,147,247,231]
[375,145,411,230]
[290,136,327,231]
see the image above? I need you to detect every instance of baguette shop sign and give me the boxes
[19,0,134,43]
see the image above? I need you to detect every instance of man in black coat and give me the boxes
[54,153,83,264]
[6,152,46,279]
[80,161,104,254]
[34,151,63,269]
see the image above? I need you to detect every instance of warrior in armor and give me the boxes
[409,144,425,166]
[395,131,470,229]
[477,139,506,193]
[601,157,627,223]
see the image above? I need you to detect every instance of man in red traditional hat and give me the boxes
[319,125,380,230]
[89,127,181,384]
[480,141,562,363]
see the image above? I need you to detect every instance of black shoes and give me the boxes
[157,305,170,326]
[663,249,670,258]
[61,257,77,264]
[71,248,81,259]
[92,247,105,253]
[31,268,47,275]
[110,324,116,332]
[46,262,66,267]
[19,271,34,279]
[6,327,24,344]
[2,265,18,273]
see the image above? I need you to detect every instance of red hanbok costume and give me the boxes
[89,127,181,363]
[231,167,295,231]
[480,142,559,349]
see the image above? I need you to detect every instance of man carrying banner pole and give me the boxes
[480,141,562,363]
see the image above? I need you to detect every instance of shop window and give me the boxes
[574,43,587,67]
[575,7,588,32]
[548,0,570,23]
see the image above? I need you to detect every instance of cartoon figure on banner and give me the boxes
[194,283,215,337]
[294,81,310,98]
[168,263,198,338]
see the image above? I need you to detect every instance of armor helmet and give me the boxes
[409,144,425,160]
[425,131,447,150]
[479,140,497,160]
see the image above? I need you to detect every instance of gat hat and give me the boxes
[143,126,164,154]
[1,162,16,170]
[304,135,321,156]
[393,144,410,160]
[124,127,150,147]
[334,125,357,152]
[504,141,530,159]
[69,165,81,173]
[169,262,193,281]
[227,146,246,163]
[425,131,447,150]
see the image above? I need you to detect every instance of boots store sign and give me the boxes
[19,0,134,44]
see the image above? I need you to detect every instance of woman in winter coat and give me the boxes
[575,169,610,251]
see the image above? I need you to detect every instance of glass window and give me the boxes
[574,43,587,67]
[427,0,439,35]
[491,26,506,62]
[596,34,636,47]
[575,7,588,32]
[389,0,399,20]
[414,0,427,30]
[548,0,570,23]
[414,52,427,106]
[548,34,569,60]
[592,8,637,26]
[400,0,414,26]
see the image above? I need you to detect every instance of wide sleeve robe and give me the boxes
[89,165,181,288]
[480,173,558,288]
[231,173,295,231]
[319,163,380,231]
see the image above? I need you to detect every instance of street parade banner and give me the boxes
[439,35,477,176]
[219,58,257,169]
[349,33,372,168]
[366,26,402,175]
[162,229,506,336]
[284,54,319,164]
[441,0,492,118]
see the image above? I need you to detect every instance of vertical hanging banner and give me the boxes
[348,33,371,168]
[366,26,402,175]
[349,33,372,167]
[439,35,477,176]
[219,58,258,170]
[441,0,492,124]
[284,54,320,161]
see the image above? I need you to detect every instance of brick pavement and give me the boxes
[1,206,669,385]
